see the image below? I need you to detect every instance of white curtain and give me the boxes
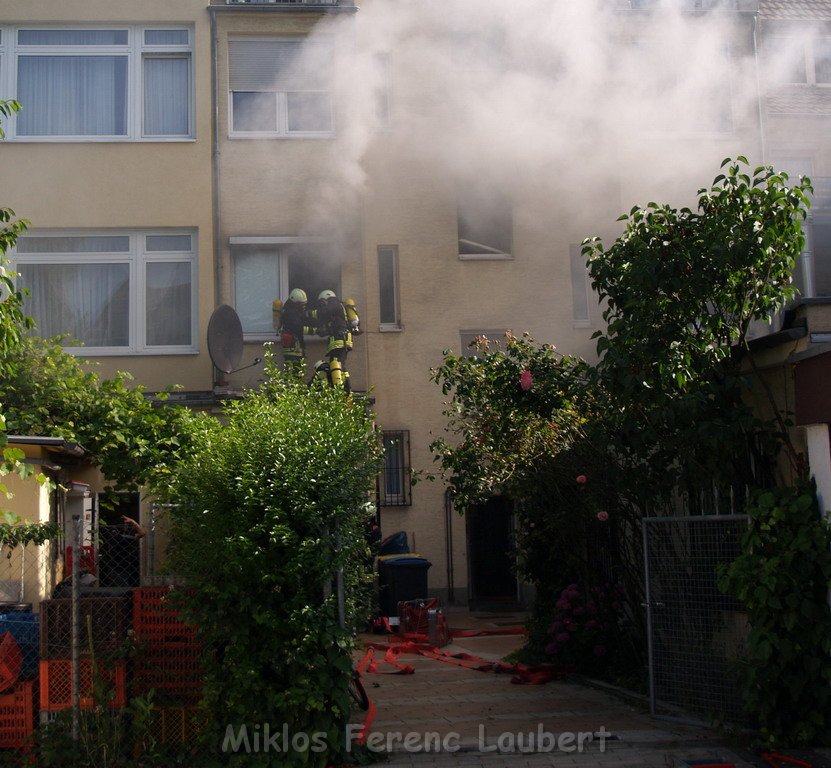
[143,56,189,136]
[19,263,130,347]
[234,249,281,334]
[17,55,128,136]
[145,262,191,346]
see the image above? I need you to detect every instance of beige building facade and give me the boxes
[2,0,830,606]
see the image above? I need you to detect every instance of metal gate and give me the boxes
[642,515,749,725]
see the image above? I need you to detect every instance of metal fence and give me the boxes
[0,509,201,763]
[642,514,749,726]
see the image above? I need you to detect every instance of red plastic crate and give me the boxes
[39,659,126,712]
[133,641,203,703]
[133,587,196,643]
[0,632,22,693]
[0,680,34,748]
[64,544,97,575]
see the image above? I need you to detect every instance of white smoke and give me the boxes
[303,0,768,236]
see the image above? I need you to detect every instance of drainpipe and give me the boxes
[209,10,225,391]
[210,10,223,312]
[751,12,767,163]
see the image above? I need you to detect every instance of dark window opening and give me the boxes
[378,430,411,507]
[457,189,512,256]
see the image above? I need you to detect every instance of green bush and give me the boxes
[718,482,831,747]
[165,356,382,767]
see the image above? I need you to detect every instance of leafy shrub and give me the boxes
[718,481,831,747]
[164,354,382,767]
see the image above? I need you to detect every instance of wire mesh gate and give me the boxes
[642,514,749,726]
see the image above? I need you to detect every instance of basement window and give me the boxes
[378,430,411,507]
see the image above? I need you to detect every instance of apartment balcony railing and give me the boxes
[622,0,759,9]
[225,0,341,5]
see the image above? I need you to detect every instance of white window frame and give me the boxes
[12,229,198,355]
[766,34,831,88]
[0,25,194,142]
[229,235,337,342]
[227,36,335,139]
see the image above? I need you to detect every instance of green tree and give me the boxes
[584,157,813,510]
[431,158,815,683]
[165,354,382,767]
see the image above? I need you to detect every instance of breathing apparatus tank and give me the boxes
[344,298,361,334]
[271,299,283,331]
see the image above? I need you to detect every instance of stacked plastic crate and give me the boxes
[0,630,34,749]
[38,596,130,720]
[131,587,203,746]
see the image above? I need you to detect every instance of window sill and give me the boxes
[458,253,513,261]
[572,320,592,329]
[9,136,196,143]
[63,347,200,356]
[379,325,403,333]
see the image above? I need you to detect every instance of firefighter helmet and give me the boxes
[318,289,337,301]
[288,288,307,303]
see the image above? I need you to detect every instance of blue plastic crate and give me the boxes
[0,614,39,679]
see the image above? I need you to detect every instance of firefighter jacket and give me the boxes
[279,300,313,360]
[312,300,357,355]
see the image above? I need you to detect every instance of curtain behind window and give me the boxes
[17,55,128,136]
[18,263,130,346]
[143,56,189,136]
[146,262,191,345]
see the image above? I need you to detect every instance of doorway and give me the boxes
[97,492,141,588]
[466,496,518,609]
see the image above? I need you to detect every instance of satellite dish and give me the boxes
[207,305,244,374]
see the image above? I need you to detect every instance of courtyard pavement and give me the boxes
[353,608,831,768]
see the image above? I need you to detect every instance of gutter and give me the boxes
[745,323,807,352]
[6,436,87,458]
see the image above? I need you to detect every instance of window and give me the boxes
[570,244,590,326]
[378,430,411,507]
[228,38,334,137]
[230,238,340,338]
[0,26,192,140]
[766,33,831,87]
[378,246,400,329]
[629,36,733,134]
[457,188,512,259]
[14,230,197,354]
[459,329,507,358]
[374,52,391,129]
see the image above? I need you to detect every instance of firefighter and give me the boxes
[273,288,313,374]
[308,358,332,387]
[310,289,361,392]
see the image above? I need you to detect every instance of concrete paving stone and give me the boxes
[354,609,783,768]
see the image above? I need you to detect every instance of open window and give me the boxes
[457,188,512,259]
[230,237,341,339]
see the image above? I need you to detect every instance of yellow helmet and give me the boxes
[288,288,307,303]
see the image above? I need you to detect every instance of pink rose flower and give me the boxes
[596,510,609,522]
[593,644,607,657]
[576,474,587,484]
[545,642,559,655]
[555,632,570,643]
[520,370,533,391]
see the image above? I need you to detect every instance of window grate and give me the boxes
[378,430,411,507]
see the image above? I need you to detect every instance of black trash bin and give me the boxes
[377,555,431,617]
